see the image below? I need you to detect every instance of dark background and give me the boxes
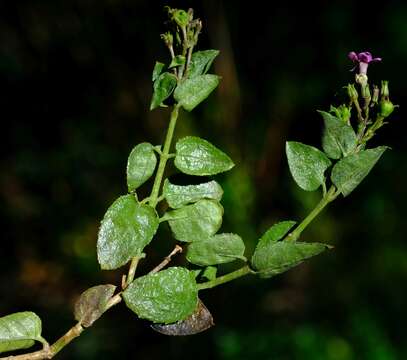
[1,0,406,359]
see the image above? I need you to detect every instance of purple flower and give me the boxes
[348,51,382,75]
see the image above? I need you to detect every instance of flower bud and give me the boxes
[381,80,389,99]
[356,73,368,87]
[160,32,173,47]
[330,105,351,123]
[371,85,379,105]
[173,9,189,28]
[379,100,395,118]
[361,84,371,100]
[338,105,351,123]
[347,84,358,102]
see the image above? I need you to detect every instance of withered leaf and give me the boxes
[74,284,116,327]
[151,299,214,336]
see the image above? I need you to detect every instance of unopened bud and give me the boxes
[338,105,351,123]
[160,32,173,47]
[381,80,389,99]
[361,84,371,100]
[330,105,351,123]
[356,73,368,87]
[347,84,358,102]
[173,9,189,28]
[371,85,379,105]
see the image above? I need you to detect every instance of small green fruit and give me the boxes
[379,100,395,118]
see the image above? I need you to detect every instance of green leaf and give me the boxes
[186,233,246,266]
[174,136,234,176]
[123,267,198,324]
[0,312,43,354]
[164,200,223,242]
[163,179,223,209]
[127,143,157,192]
[169,55,186,68]
[286,141,332,191]
[251,240,330,279]
[74,285,116,327]
[150,72,177,110]
[174,74,220,111]
[202,266,217,281]
[331,146,388,196]
[152,61,165,82]
[151,299,214,336]
[188,50,219,78]
[319,111,357,159]
[255,221,297,251]
[97,195,159,270]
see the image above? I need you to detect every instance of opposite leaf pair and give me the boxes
[286,110,387,197]
[150,50,220,111]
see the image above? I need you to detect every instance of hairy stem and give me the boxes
[287,185,339,242]
[197,265,254,290]
[149,105,180,208]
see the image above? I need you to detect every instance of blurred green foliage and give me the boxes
[0,0,406,359]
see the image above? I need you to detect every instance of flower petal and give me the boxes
[348,51,359,62]
[358,52,373,63]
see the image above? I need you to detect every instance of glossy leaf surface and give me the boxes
[150,72,177,110]
[127,143,157,192]
[165,200,223,242]
[186,233,246,266]
[123,267,198,324]
[252,240,330,278]
[0,312,43,354]
[152,61,165,82]
[163,179,223,209]
[174,74,220,111]
[175,136,234,176]
[255,221,297,251]
[286,141,331,191]
[97,195,159,270]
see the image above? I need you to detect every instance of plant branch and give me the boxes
[197,265,254,290]
[0,294,124,360]
[149,245,183,274]
[149,105,180,208]
[123,254,145,289]
[0,323,83,360]
[287,185,339,242]
[353,98,364,124]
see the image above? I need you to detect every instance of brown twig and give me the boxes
[149,245,183,274]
